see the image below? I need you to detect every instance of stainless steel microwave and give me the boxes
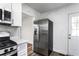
[0,9,12,25]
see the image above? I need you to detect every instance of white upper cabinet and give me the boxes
[0,3,22,26]
[4,3,11,11]
[11,3,22,26]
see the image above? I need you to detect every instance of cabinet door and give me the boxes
[4,3,11,11]
[17,43,27,56]
[12,3,22,26]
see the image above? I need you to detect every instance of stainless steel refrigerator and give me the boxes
[33,18,53,56]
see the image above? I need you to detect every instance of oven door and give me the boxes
[0,49,17,56]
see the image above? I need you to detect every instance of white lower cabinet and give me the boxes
[17,43,27,56]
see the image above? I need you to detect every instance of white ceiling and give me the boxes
[25,3,72,13]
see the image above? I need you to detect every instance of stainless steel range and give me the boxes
[0,32,17,56]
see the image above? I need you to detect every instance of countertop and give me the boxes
[11,38,27,45]
[10,37,33,45]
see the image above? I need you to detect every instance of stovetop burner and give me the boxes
[0,32,17,56]
[0,40,17,50]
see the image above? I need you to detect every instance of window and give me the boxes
[72,16,79,36]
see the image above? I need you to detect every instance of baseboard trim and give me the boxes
[53,51,66,56]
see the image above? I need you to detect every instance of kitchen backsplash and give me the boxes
[0,25,21,40]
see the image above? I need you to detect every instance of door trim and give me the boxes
[67,13,70,55]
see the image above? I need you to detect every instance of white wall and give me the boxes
[22,4,40,44]
[40,4,79,54]
[22,13,33,44]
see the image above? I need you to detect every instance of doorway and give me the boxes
[22,13,34,44]
[22,12,35,55]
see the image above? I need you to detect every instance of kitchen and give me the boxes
[0,3,79,56]
[0,3,39,56]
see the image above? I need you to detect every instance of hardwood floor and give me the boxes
[27,43,33,56]
[29,52,65,56]
[27,43,65,56]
